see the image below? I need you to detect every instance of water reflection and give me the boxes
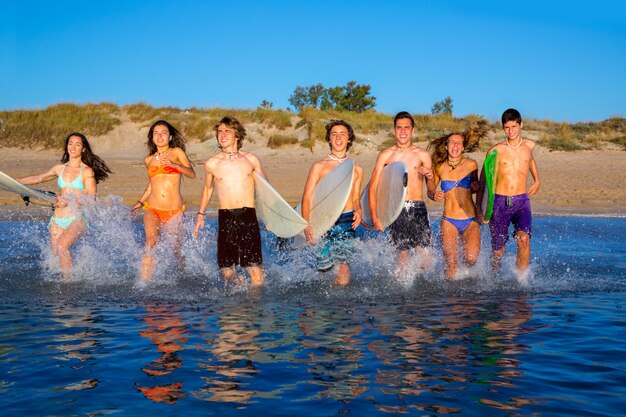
[362,296,535,414]
[136,304,188,404]
[50,303,105,392]
[193,303,262,404]
[297,307,369,405]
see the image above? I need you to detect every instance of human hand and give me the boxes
[418,166,434,180]
[434,190,445,202]
[304,226,315,244]
[193,214,204,238]
[159,157,179,170]
[54,196,68,208]
[351,209,362,230]
[372,216,384,232]
[131,200,143,215]
[528,181,540,196]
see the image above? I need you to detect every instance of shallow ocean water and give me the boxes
[0,201,625,416]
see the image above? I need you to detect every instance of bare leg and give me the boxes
[141,210,161,281]
[395,249,410,275]
[335,264,350,287]
[441,219,460,280]
[491,248,505,273]
[50,218,86,278]
[514,231,531,272]
[461,221,481,268]
[221,267,243,285]
[246,265,265,287]
[414,246,432,270]
[165,212,186,273]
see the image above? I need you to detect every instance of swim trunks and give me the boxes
[489,193,532,251]
[217,207,263,268]
[316,211,355,272]
[389,201,431,251]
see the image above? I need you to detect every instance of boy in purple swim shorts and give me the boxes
[490,194,532,251]
[477,109,541,273]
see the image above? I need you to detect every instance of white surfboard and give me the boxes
[294,160,355,246]
[360,161,408,229]
[0,169,56,205]
[254,171,308,238]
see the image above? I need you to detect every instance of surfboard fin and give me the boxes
[21,195,31,206]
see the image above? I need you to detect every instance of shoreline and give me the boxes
[1,204,622,223]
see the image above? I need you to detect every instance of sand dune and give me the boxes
[1,122,624,219]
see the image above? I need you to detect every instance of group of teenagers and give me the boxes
[17,108,540,286]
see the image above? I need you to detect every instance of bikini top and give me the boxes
[441,175,472,193]
[57,164,85,190]
[148,164,181,178]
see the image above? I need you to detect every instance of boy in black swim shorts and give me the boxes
[193,116,267,286]
[369,111,436,273]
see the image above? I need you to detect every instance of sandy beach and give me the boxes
[1,121,625,220]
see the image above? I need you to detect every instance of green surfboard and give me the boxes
[481,150,497,222]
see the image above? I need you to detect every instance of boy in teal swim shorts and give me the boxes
[301,120,363,286]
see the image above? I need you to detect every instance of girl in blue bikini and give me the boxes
[18,133,111,276]
[428,125,485,279]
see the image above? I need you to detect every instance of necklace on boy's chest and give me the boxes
[328,153,347,162]
[505,137,524,150]
[223,151,239,160]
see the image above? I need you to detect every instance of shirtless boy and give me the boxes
[193,116,266,286]
[477,108,540,273]
[301,120,363,286]
[369,111,436,273]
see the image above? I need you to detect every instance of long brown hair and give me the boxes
[428,124,486,181]
[61,132,112,183]
[146,120,187,155]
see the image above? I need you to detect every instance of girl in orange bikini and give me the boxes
[18,132,111,277]
[131,120,195,280]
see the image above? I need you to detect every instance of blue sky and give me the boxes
[1,0,624,122]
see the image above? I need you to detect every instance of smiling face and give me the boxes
[329,125,350,153]
[394,117,414,146]
[216,124,238,151]
[152,124,172,148]
[446,134,465,158]
[503,120,523,142]
[66,135,85,159]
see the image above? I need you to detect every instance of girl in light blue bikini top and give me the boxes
[57,164,85,191]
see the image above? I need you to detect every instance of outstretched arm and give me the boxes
[17,165,60,185]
